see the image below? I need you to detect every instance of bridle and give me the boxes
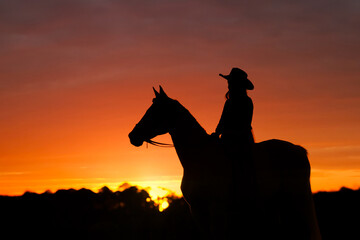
[145,139,174,148]
[134,123,174,148]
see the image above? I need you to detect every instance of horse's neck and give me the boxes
[169,105,207,169]
[169,102,207,148]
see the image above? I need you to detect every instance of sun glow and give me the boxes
[117,182,177,212]
[148,186,173,212]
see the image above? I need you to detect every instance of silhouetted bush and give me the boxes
[0,185,359,240]
[313,187,360,240]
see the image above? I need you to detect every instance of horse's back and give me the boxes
[254,139,310,185]
[255,139,309,169]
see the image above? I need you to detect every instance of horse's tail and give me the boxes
[294,144,310,177]
[270,140,321,240]
[296,144,308,156]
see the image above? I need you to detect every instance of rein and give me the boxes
[145,139,174,148]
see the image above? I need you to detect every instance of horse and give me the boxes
[129,86,321,239]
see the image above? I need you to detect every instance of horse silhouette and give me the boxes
[129,86,321,239]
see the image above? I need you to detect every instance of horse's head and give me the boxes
[129,86,177,147]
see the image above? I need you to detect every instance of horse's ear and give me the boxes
[153,87,160,98]
[159,85,168,98]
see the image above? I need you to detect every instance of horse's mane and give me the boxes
[172,99,208,136]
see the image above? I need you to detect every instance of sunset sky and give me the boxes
[1,0,359,196]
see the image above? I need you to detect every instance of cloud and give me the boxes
[0,0,359,116]
[1,0,359,88]
[309,145,360,169]
[0,0,359,127]
[0,171,27,176]
[311,145,360,153]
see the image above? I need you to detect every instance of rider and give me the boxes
[212,67,256,236]
[213,67,254,146]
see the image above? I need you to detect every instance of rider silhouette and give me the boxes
[213,67,254,145]
[213,67,256,236]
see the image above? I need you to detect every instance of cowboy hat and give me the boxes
[219,67,254,90]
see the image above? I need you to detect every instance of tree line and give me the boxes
[0,184,359,240]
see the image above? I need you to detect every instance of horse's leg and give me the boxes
[191,203,228,240]
[305,182,322,240]
[191,210,210,239]
[280,170,322,240]
[209,205,231,239]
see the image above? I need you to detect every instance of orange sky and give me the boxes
[1,0,359,196]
